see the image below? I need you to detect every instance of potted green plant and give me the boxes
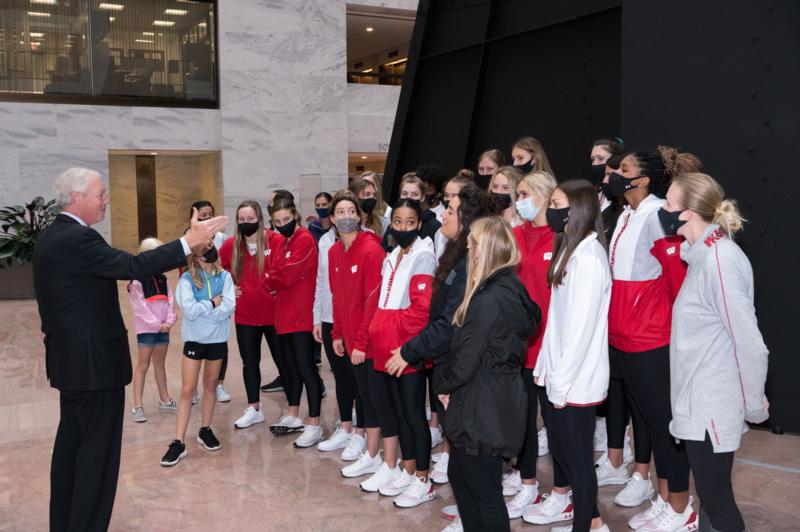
[0,197,60,299]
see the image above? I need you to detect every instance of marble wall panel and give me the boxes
[350,0,420,10]
[0,105,58,150]
[347,113,394,153]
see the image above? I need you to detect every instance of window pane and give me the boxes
[0,0,217,106]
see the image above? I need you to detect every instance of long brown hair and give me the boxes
[359,171,388,218]
[349,178,383,236]
[231,200,266,284]
[512,136,555,176]
[547,179,606,288]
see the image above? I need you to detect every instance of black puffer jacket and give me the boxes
[400,254,467,368]
[434,266,540,458]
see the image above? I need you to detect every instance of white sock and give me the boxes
[520,483,538,494]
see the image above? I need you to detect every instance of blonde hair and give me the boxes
[453,216,521,326]
[512,137,555,176]
[138,237,164,253]
[491,166,523,224]
[518,171,557,205]
[672,172,745,236]
[359,171,388,218]
[185,250,223,289]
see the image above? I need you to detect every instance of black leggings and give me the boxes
[235,324,280,405]
[321,323,356,424]
[278,331,323,418]
[549,404,599,532]
[606,348,652,463]
[350,358,380,429]
[516,369,548,480]
[617,345,690,492]
[449,445,510,532]
[370,368,431,471]
[685,433,745,532]
[539,397,571,488]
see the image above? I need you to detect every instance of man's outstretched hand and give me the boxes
[185,207,228,252]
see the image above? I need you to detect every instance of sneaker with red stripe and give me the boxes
[638,498,698,532]
[393,476,436,508]
[521,491,574,525]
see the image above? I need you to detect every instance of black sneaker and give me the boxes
[160,440,186,466]
[260,375,283,393]
[197,426,221,450]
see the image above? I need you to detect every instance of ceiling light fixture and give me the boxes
[198,22,207,27]
[27,11,51,17]
[153,20,175,26]
[29,32,44,38]
[150,152,158,155]
[142,31,154,36]
[361,68,373,73]
[109,16,115,21]
[360,155,368,159]
[164,9,188,15]
[135,39,154,43]
[365,27,374,32]
[98,3,125,10]
[30,0,58,4]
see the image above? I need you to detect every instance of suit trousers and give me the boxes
[50,388,125,532]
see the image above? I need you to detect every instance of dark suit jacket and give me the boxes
[33,214,188,391]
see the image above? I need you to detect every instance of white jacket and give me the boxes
[312,228,336,324]
[534,232,611,406]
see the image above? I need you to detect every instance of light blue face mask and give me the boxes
[515,197,541,221]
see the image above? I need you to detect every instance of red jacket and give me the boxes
[368,237,437,374]
[263,227,318,334]
[513,222,555,369]
[329,231,384,358]
[219,231,281,327]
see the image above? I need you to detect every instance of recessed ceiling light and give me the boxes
[360,155,368,159]
[29,32,44,38]
[135,39,154,43]
[153,20,175,26]
[27,11,51,17]
[30,0,57,4]
[150,152,158,155]
[98,3,125,10]
[164,9,188,15]
[365,27,374,32]
[142,31,154,36]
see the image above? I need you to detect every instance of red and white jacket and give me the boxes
[608,194,687,352]
[368,236,437,374]
[219,230,282,327]
[329,231,385,358]
[513,222,555,369]
[263,227,319,334]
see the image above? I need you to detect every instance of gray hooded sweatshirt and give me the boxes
[669,224,769,453]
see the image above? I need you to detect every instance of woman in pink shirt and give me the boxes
[127,238,178,422]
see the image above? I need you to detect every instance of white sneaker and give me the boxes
[269,414,304,436]
[430,452,449,484]
[341,433,366,461]
[538,428,549,456]
[441,504,459,520]
[430,426,444,448]
[639,497,697,532]
[551,525,610,532]
[379,469,414,496]
[360,462,399,492]
[394,475,436,508]
[215,384,231,402]
[595,455,631,486]
[442,518,463,532]
[506,483,541,519]
[131,406,146,423]
[594,417,608,452]
[294,425,323,448]
[341,451,381,478]
[234,406,265,429]
[503,469,522,496]
[522,491,574,525]
[629,495,667,529]
[615,472,655,507]
[317,426,352,452]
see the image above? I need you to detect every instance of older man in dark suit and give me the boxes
[33,167,228,532]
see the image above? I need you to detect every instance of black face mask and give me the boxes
[360,197,377,215]
[590,164,606,186]
[546,207,570,233]
[425,194,439,207]
[442,199,450,210]
[202,245,219,263]
[315,207,330,219]
[238,222,259,237]
[608,172,641,197]
[658,208,687,236]
[475,173,492,190]
[601,182,615,201]
[492,193,512,212]
[514,159,535,174]
[390,227,419,249]
[275,218,297,238]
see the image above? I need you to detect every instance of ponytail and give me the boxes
[673,172,746,237]
[713,199,746,236]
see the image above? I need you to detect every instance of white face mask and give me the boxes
[515,197,541,221]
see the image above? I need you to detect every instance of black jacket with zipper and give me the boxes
[434,266,540,458]
[400,253,467,369]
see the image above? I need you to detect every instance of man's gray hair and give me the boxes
[53,168,100,207]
